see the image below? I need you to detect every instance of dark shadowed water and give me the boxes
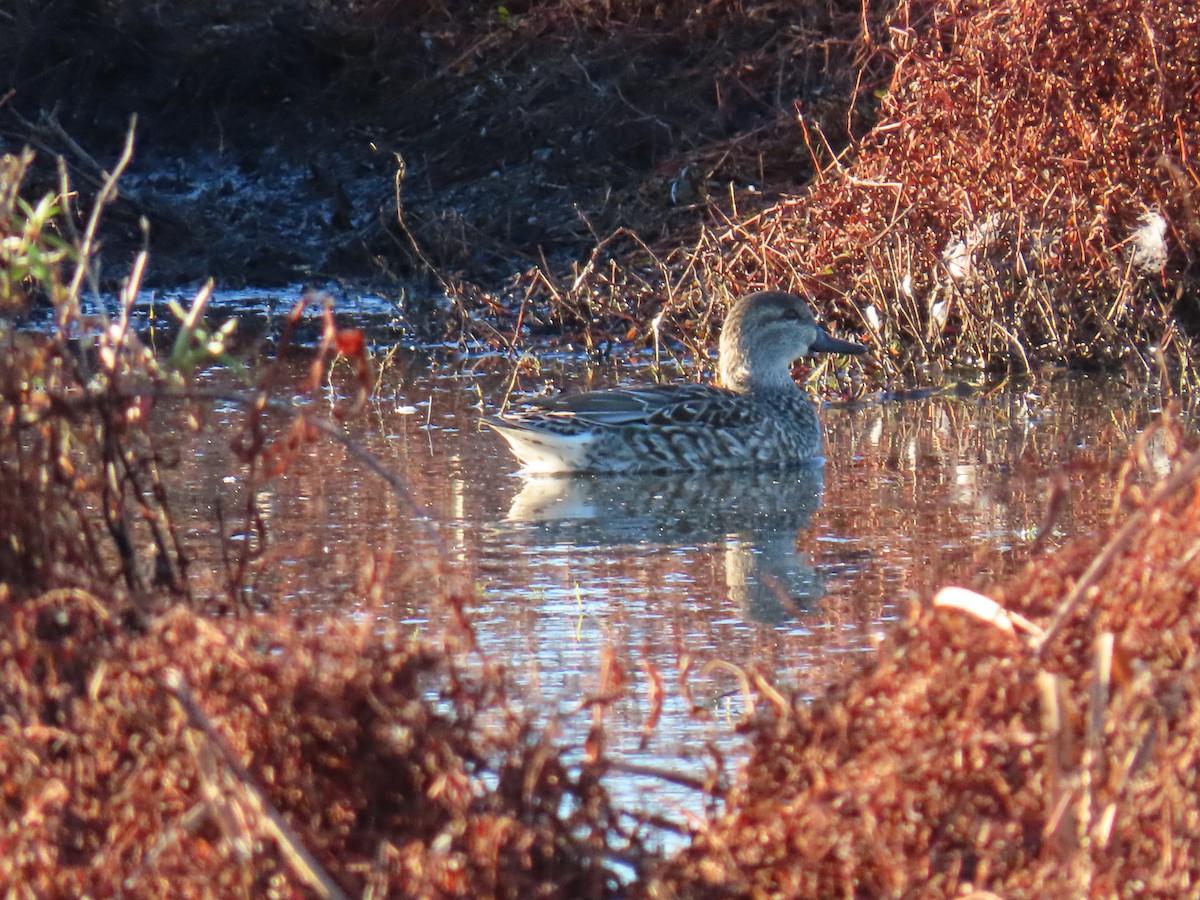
[166,320,1177,840]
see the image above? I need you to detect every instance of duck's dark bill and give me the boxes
[809,329,868,355]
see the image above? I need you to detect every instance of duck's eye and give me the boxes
[781,308,802,321]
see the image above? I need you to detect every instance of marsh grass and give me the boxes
[464,0,1200,390]
[7,0,1200,894]
[644,413,1200,898]
[0,152,660,895]
[5,0,1195,386]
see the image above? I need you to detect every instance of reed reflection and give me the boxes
[503,467,828,625]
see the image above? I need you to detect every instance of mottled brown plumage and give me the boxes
[487,291,867,473]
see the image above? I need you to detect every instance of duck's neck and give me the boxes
[719,352,801,395]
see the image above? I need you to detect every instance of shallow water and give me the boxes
[172,344,1173,837]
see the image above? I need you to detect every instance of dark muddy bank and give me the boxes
[2,1,878,289]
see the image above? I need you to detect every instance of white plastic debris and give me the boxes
[1129,210,1168,274]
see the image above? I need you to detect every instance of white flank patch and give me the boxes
[498,429,597,474]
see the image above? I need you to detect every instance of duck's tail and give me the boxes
[483,418,596,474]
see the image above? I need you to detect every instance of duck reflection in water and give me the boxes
[504,467,827,625]
[488,290,866,622]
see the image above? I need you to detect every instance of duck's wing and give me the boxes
[533,383,726,424]
[498,384,745,431]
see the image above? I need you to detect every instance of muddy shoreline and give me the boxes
[5,0,1198,376]
[3,1,875,291]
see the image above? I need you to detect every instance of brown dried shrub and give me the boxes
[0,596,626,896]
[0,151,636,897]
[644,416,1200,897]
[550,0,1200,380]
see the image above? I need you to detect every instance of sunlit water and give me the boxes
[156,308,1175,844]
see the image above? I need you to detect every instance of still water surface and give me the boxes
[175,346,1171,833]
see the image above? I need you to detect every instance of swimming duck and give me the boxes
[486,290,867,473]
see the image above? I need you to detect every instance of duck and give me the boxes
[486,290,867,473]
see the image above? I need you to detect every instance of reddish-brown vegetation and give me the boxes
[0,600,627,896]
[7,0,1200,896]
[7,0,1196,375]
[644,418,1200,896]
[512,0,1200,380]
[0,153,645,896]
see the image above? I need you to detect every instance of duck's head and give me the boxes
[718,290,867,391]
